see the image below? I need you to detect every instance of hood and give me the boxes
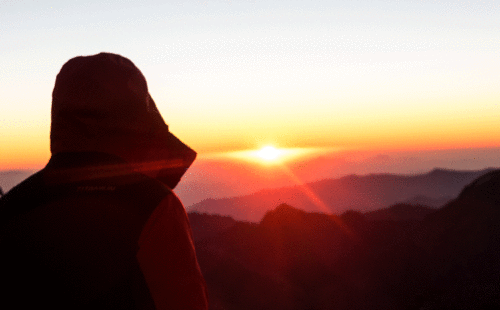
[50,52,196,189]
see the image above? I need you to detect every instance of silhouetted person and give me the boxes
[0,186,3,197]
[0,53,208,309]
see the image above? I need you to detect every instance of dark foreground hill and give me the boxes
[189,168,494,222]
[189,169,500,309]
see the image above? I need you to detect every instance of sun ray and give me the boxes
[273,161,356,238]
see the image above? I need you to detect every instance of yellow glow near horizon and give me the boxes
[222,146,320,166]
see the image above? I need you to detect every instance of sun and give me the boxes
[223,145,319,166]
[256,146,282,161]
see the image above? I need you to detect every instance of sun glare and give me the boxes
[222,145,322,166]
[256,146,281,161]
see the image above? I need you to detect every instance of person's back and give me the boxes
[0,53,208,309]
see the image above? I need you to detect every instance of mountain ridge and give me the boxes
[189,167,496,222]
[189,170,500,309]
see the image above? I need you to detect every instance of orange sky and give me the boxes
[2,101,500,170]
[1,1,499,170]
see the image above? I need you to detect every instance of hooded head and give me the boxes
[51,52,196,189]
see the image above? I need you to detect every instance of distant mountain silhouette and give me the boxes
[188,212,237,242]
[364,203,436,221]
[189,169,500,309]
[175,147,500,206]
[401,194,452,208]
[189,168,495,222]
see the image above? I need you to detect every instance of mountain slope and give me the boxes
[189,168,494,222]
[414,169,500,309]
[190,169,500,309]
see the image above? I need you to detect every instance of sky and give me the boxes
[1,0,499,170]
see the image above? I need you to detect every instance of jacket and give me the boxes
[0,53,208,309]
[1,152,208,309]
